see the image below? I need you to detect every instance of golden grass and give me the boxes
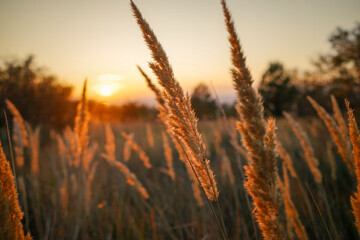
[0,140,32,239]
[2,1,360,239]
[73,80,91,170]
[278,163,308,240]
[160,131,175,180]
[102,124,149,199]
[121,132,152,169]
[138,66,205,207]
[26,125,40,175]
[346,100,360,233]
[5,99,28,167]
[221,0,282,238]
[308,96,353,174]
[284,112,322,184]
[131,1,218,202]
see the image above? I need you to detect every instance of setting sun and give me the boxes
[96,84,116,96]
[94,74,124,97]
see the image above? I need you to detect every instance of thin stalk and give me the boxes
[176,97,228,238]
[177,138,227,240]
[202,156,228,239]
[294,177,320,239]
[305,182,333,240]
[211,82,259,239]
[317,183,339,239]
[4,110,17,186]
[215,197,228,239]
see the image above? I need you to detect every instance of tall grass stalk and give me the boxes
[138,65,204,206]
[346,100,360,234]
[221,0,282,238]
[283,112,322,183]
[5,100,28,168]
[131,1,225,238]
[278,163,308,240]
[122,132,152,169]
[308,96,353,174]
[284,111,339,238]
[0,140,32,239]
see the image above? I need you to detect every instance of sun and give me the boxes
[97,84,116,96]
[94,74,124,97]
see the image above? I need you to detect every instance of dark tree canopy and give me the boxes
[0,56,74,129]
[190,83,217,119]
[259,62,299,116]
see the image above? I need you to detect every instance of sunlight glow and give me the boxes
[94,74,124,97]
[96,84,116,96]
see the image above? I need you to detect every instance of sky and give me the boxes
[0,0,359,104]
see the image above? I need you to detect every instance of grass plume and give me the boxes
[283,112,322,184]
[221,0,282,238]
[5,99,28,168]
[131,0,218,202]
[346,100,360,233]
[122,132,152,169]
[0,140,32,239]
[308,96,353,173]
[102,124,149,199]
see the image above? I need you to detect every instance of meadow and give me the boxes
[1,1,360,240]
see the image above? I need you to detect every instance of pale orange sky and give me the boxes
[0,0,359,104]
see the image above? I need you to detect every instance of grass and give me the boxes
[1,0,360,239]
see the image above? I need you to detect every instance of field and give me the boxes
[1,1,360,240]
[1,106,359,239]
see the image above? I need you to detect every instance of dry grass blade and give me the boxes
[346,100,360,233]
[331,95,348,139]
[146,124,154,148]
[161,131,175,180]
[104,124,116,161]
[74,79,90,169]
[308,96,353,174]
[25,123,40,175]
[102,125,149,199]
[5,100,28,147]
[109,160,149,199]
[137,66,203,204]
[278,164,308,240]
[131,1,225,238]
[276,138,297,179]
[0,140,32,239]
[123,133,133,162]
[121,132,152,169]
[131,0,218,202]
[221,0,282,238]
[5,99,29,167]
[283,112,322,184]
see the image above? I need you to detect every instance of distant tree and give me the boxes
[259,62,299,116]
[329,23,360,76]
[190,83,217,119]
[0,56,74,129]
[310,23,360,108]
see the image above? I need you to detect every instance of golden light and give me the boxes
[96,84,116,96]
[94,74,124,97]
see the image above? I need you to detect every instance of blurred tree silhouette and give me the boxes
[259,62,299,116]
[328,23,360,76]
[307,23,360,112]
[0,56,75,129]
[190,83,217,119]
[89,101,157,122]
[259,24,360,117]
